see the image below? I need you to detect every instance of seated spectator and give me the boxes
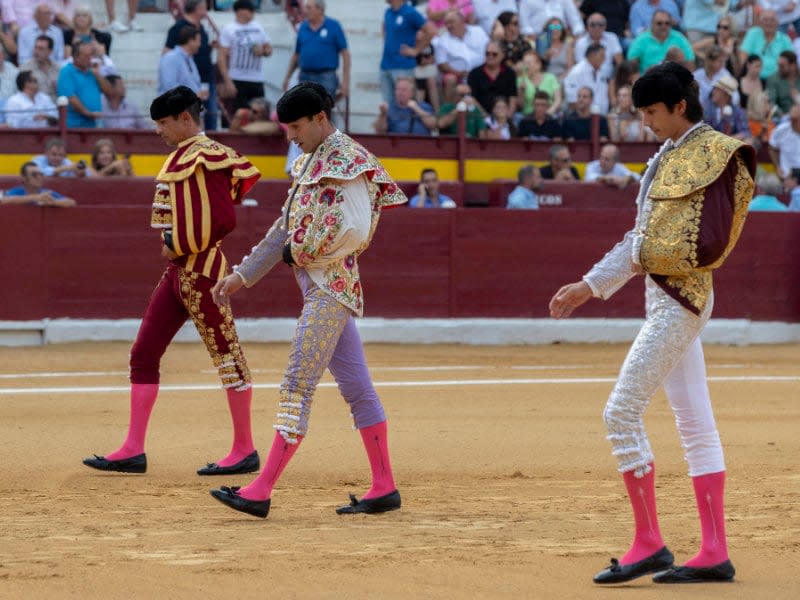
[520,0,584,39]
[101,74,149,129]
[769,105,800,179]
[409,168,457,208]
[609,60,639,107]
[17,4,66,65]
[493,11,532,68]
[483,95,516,139]
[748,172,788,212]
[50,0,77,30]
[540,143,579,181]
[437,82,487,137]
[536,18,574,80]
[0,45,19,102]
[564,43,609,114]
[562,86,609,141]
[2,0,35,37]
[158,25,205,97]
[374,76,437,135]
[703,75,752,142]
[516,50,561,116]
[467,41,517,114]
[629,0,681,37]
[90,138,134,177]
[608,84,652,142]
[740,10,792,80]
[506,164,542,209]
[474,0,517,35]
[518,90,563,140]
[229,97,281,135]
[57,40,113,128]
[64,5,112,55]
[766,50,800,118]
[574,13,622,80]
[785,168,800,211]
[32,137,87,177]
[3,70,57,128]
[435,10,490,98]
[747,90,776,151]
[682,0,726,44]
[427,0,476,30]
[739,54,764,111]
[627,10,695,75]
[584,144,641,189]
[663,45,692,70]
[578,0,630,44]
[692,14,743,78]
[19,35,61,102]
[0,161,76,206]
[693,45,738,107]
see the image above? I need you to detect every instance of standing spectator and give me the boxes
[427,0,476,29]
[766,50,800,116]
[518,90,563,139]
[563,86,609,141]
[493,11,532,68]
[473,0,517,36]
[0,161,76,207]
[574,13,622,80]
[0,44,18,102]
[506,164,542,209]
[3,70,57,128]
[564,43,609,115]
[217,0,272,116]
[165,0,217,130]
[409,168,457,207]
[579,0,631,41]
[17,4,65,65]
[483,95,516,138]
[1,0,35,36]
[760,0,800,35]
[380,0,435,104]
[584,144,641,188]
[609,85,652,142]
[537,18,574,80]
[90,138,134,177]
[32,137,87,177]
[436,82,487,137]
[628,10,695,75]
[693,14,744,78]
[56,39,113,128]
[106,0,142,33]
[467,41,517,114]
[102,74,150,129]
[516,50,562,116]
[768,104,800,178]
[740,10,792,79]
[159,25,205,96]
[540,143,580,180]
[693,45,739,105]
[282,0,350,101]
[374,76,437,135]
[683,0,729,43]
[703,75,752,142]
[435,9,490,98]
[19,35,61,102]
[519,0,584,38]
[629,0,682,37]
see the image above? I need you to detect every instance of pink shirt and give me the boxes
[428,0,475,28]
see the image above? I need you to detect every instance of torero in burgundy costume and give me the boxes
[83,86,262,476]
[549,63,755,585]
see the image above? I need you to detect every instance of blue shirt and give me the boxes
[5,185,65,203]
[31,155,76,177]
[158,46,201,94]
[166,18,213,81]
[788,188,800,211]
[408,193,456,208]
[629,0,681,36]
[57,63,102,128]
[748,194,788,212]
[381,4,426,71]
[387,100,434,135]
[507,185,539,210]
[296,17,348,72]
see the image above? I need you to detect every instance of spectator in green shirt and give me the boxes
[437,83,487,137]
[740,10,793,80]
[765,50,800,116]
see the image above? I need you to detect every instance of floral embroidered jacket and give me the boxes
[583,125,756,315]
[151,134,260,281]
[235,130,407,315]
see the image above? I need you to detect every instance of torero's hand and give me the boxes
[549,281,592,319]
[211,273,244,307]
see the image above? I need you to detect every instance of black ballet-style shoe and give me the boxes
[197,451,260,476]
[593,546,675,584]
[82,453,147,473]
[335,490,401,515]
[653,559,735,583]
[210,486,270,519]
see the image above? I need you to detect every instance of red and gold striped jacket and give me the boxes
[151,134,260,281]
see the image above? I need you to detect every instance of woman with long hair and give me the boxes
[493,11,532,68]
[91,138,134,177]
[693,14,743,78]
[537,17,574,81]
[516,50,562,116]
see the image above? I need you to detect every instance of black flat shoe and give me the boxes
[197,451,260,476]
[653,559,735,583]
[335,490,401,515]
[210,486,270,518]
[593,546,675,584]
[82,453,147,473]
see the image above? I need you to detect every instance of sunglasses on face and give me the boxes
[486,51,500,57]
[588,22,605,27]
[655,20,671,26]
[717,24,730,30]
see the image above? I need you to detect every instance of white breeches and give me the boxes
[603,277,725,478]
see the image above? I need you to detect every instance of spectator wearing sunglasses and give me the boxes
[1,161,76,207]
[574,13,622,80]
[629,0,681,37]
[467,41,517,114]
[628,10,695,75]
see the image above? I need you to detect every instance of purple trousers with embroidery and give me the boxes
[274,269,385,440]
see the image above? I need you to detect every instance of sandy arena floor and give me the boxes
[0,341,798,599]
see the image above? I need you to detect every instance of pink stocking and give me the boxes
[238,431,303,501]
[105,383,159,460]
[360,421,397,499]
[684,471,729,567]
[215,387,256,467]
[620,464,666,564]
